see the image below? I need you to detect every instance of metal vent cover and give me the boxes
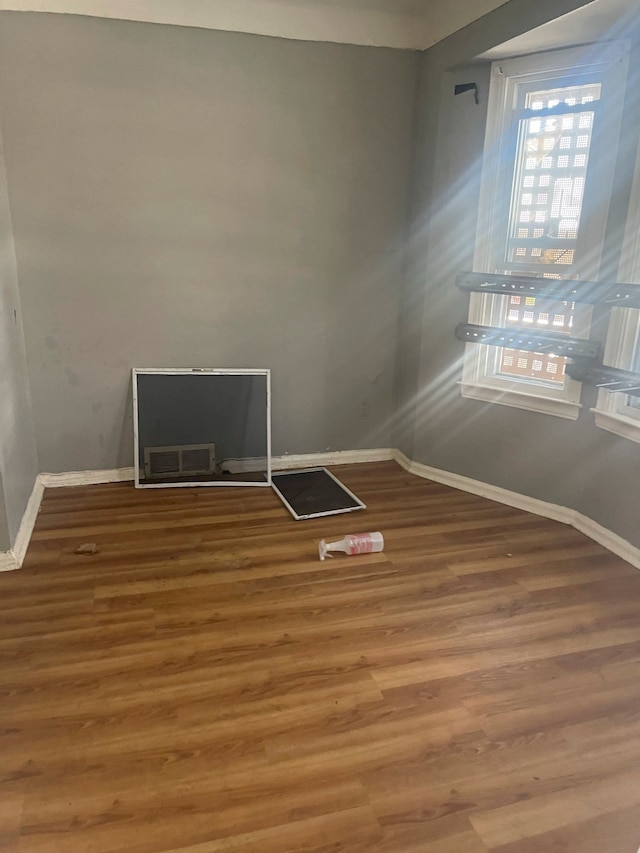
[143,443,216,479]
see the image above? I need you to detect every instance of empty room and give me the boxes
[1,0,640,851]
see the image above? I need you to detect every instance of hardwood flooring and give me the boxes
[1,461,640,852]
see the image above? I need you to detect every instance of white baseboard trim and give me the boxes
[223,449,395,474]
[37,452,395,487]
[569,514,640,572]
[40,467,136,487]
[12,476,45,567]
[392,449,640,571]
[0,474,45,571]
[272,448,395,470]
[0,550,18,572]
[4,448,639,573]
[392,450,572,525]
[2,451,394,568]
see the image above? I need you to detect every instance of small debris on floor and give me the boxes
[74,543,98,555]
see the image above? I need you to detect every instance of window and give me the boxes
[594,134,640,443]
[461,43,629,419]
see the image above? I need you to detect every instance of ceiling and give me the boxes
[0,0,512,50]
[478,0,640,60]
[0,0,634,52]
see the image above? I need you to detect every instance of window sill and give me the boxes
[593,408,640,444]
[459,381,581,420]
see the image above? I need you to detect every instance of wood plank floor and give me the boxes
[1,461,640,852]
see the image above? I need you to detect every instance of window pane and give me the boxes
[497,294,574,384]
[498,347,564,383]
[496,81,600,386]
[505,83,600,272]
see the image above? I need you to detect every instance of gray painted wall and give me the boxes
[398,0,640,548]
[0,121,38,552]
[0,12,418,473]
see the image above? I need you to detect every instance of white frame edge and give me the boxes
[131,367,272,489]
[459,381,582,420]
[270,466,366,521]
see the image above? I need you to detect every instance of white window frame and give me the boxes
[593,134,640,443]
[461,43,630,420]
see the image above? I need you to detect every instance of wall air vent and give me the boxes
[143,444,216,479]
